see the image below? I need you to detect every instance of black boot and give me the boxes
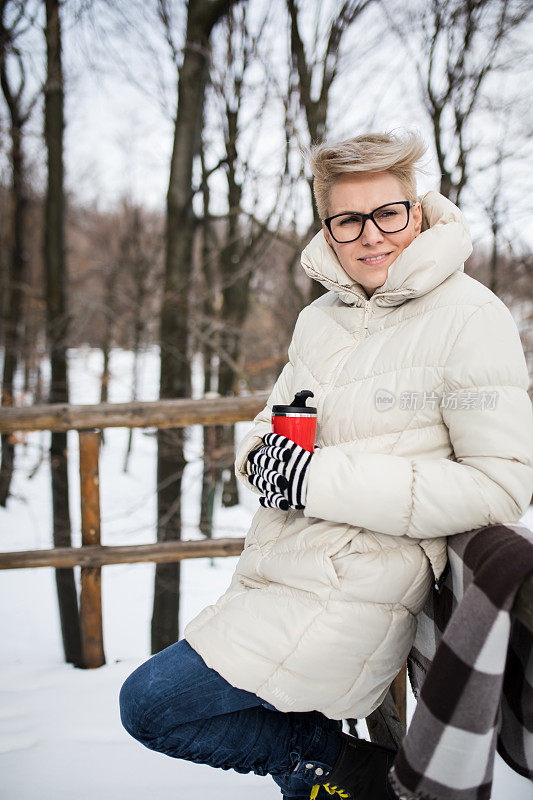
[309,732,398,799]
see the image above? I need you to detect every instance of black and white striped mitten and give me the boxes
[247,432,313,510]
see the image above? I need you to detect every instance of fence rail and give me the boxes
[1,393,532,735]
[0,538,246,569]
[0,394,269,433]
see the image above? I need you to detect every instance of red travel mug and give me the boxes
[272,390,317,453]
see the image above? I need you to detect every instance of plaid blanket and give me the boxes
[389,523,533,800]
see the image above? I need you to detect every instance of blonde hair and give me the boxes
[307,131,428,219]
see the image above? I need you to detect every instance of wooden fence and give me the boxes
[0,395,267,670]
[1,394,532,736]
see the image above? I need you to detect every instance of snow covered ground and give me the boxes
[1,348,532,799]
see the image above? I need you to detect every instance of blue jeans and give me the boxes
[119,638,342,799]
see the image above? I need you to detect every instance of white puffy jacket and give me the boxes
[185,191,533,720]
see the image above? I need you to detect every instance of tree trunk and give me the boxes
[198,138,217,537]
[99,262,118,449]
[123,248,144,472]
[152,0,237,655]
[200,368,217,538]
[217,104,247,508]
[0,13,26,506]
[100,264,116,408]
[44,0,82,666]
[0,124,23,506]
[122,205,151,473]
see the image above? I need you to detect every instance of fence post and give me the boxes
[79,429,105,668]
[391,663,407,728]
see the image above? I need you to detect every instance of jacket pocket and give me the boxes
[324,529,355,590]
[324,552,342,590]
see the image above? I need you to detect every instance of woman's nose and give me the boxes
[360,219,384,244]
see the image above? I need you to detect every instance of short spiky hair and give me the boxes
[307,131,427,219]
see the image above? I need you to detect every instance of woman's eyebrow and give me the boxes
[335,207,374,214]
[334,201,403,215]
[333,207,371,217]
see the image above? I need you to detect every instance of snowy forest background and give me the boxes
[1,0,533,797]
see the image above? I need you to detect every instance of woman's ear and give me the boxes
[412,202,423,236]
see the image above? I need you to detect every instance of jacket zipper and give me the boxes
[326,298,373,390]
[363,299,372,334]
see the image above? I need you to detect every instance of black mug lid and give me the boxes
[272,390,316,415]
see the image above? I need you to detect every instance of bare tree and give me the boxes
[197,130,219,537]
[153,0,239,655]
[122,202,163,471]
[385,0,533,206]
[99,261,118,406]
[205,5,274,517]
[0,0,40,504]
[44,0,82,666]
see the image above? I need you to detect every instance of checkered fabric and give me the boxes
[389,523,533,800]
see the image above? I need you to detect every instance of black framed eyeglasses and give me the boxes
[324,201,414,244]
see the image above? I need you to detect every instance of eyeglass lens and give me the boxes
[329,203,409,242]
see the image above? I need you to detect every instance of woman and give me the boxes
[119,132,533,800]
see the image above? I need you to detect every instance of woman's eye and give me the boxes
[376,210,397,219]
[340,215,362,225]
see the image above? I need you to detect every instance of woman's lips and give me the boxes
[358,252,392,266]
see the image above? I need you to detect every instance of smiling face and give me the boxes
[322,171,422,298]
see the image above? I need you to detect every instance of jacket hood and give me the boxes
[300,190,473,307]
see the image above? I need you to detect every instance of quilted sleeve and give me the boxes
[303,300,533,538]
[234,345,296,496]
